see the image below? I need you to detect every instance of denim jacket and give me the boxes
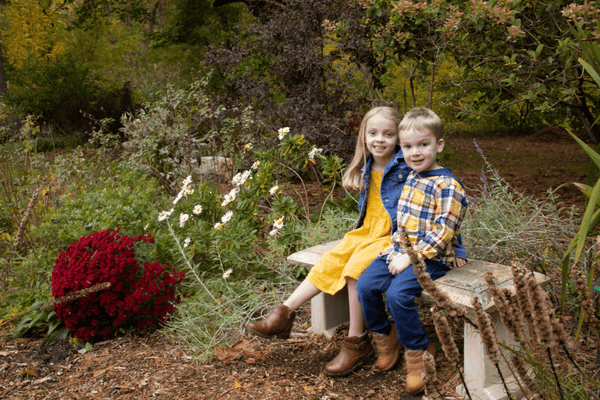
[354,149,467,260]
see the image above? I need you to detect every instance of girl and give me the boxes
[247,106,465,376]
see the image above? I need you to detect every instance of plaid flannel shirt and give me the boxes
[382,169,468,268]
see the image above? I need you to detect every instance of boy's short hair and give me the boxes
[398,107,443,141]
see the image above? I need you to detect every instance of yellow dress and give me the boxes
[306,171,392,295]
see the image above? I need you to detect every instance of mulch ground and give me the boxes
[2,128,598,399]
[1,304,472,400]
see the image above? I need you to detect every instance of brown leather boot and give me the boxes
[372,322,402,371]
[325,332,374,376]
[247,303,296,339]
[404,342,436,394]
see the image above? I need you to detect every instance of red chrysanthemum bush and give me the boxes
[51,228,185,342]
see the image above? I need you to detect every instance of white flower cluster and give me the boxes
[173,175,194,205]
[269,185,279,196]
[308,147,323,160]
[269,216,285,236]
[277,127,290,140]
[214,211,234,230]
[158,176,204,225]
[232,170,252,187]
[158,208,174,221]
[221,187,239,207]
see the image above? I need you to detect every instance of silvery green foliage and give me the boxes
[120,75,255,189]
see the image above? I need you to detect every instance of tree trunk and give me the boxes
[428,62,435,109]
[0,32,8,96]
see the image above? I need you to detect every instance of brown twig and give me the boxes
[0,282,111,329]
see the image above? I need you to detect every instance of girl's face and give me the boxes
[364,114,398,168]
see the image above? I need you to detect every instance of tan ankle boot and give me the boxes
[325,331,374,376]
[372,322,402,371]
[404,342,436,394]
[247,303,296,339]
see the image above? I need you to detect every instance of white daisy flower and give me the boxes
[158,211,169,221]
[269,229,279,236]
[183,238,191,248]
[269,185,279,196]
[223,269,232,279]
[274,216,284,229]
[184,186,194,195]
[193,205,203,214]
[232,172,244,186]
[244,143,253,151]
[241,170,252,180]
[277,127,290,140]
[221,194,233,207]
[182,175,192,186]
[173,192,183,204]
[221,211,234,224]
[251,161,260,170]
[308,147,323,159]
[228,187,239,198]
[179,213,190,227]
[214,222,223,230]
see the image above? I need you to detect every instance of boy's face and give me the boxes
[400,128,444,172]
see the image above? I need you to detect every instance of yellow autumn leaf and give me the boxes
[234,380,241,389]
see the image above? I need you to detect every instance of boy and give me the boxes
[356,107,468,395]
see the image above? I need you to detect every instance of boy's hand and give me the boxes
[453,257,467,268]
[388,254,412,275]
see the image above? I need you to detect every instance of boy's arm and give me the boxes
[416,179,468,261]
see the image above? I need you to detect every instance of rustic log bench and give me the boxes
[287,239,549,400]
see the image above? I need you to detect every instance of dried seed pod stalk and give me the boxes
[511,353,537,394]
[570,265,599,328]
[2,187,41,288]
[485,273,524,338]
[432,307,460,364]
[431,307,473,400]
[398,227,466,319]
[526,272,553,345]
[423,351,442,399]
[511,261,533,322]
[472,296,501,365]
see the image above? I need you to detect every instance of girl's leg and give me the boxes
[324,276,373,376]
[283,279,321,311]
[248,278,320,339]
[346,277,365,337]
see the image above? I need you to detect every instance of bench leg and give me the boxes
[456,310,524,400]
[309,286,350,339]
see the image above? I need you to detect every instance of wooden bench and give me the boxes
[287,239,549,400]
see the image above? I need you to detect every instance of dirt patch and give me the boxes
[445,129,589,210]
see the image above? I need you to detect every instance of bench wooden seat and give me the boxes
[287,239,549,400]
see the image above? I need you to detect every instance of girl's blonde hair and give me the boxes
[342,106,402,192]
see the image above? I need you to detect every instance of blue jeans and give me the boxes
[356,255,448,350]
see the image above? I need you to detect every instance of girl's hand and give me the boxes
[388,254,411,275]
[453,257,467,268]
